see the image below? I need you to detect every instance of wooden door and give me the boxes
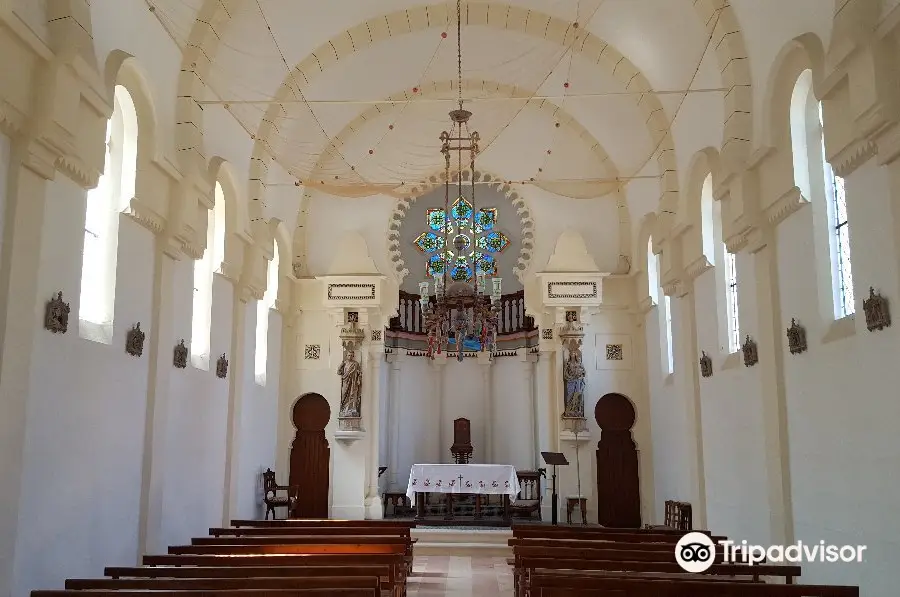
[289,393,331,518]
[595,393,641,527]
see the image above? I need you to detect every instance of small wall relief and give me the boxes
[304,344,321,360]
[216,353,228,379]
[863,287,891,332]
[565,310,578,322]
[605,344,623,361]
[44,291,70,334]
[173,339,188,368]
[125,323,145,357]
[786,319,807,354]
[699,351,713,378]
[741,335,759,367]
[371,329,383,342]
[541,328,553,340]
[347,311,359,324]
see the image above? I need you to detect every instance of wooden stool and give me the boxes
[566,495,587,525]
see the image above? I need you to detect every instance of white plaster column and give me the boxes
[750,230,794,546]
[0,145,53,596]
[275,303,299,486]
[523,352,538,469]
[534,347,557,520]
[364,341,383,518]
[430,357,447,463]
[387,353,402,491]
[673,279,708,530]
[478,353,494,463]
[221,285,250,526]
[137,237,179,557]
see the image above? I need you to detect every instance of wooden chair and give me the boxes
[262,468,296,520]
[510,470,542,520]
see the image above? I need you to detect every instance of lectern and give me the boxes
[541,451,569,525]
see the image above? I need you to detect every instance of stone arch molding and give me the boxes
[386,170,535,285]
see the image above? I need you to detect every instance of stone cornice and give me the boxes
[55,153,97,189]
[684,256,712,282]
[125,197,166,235]
[724,230,750,255]
[832,137,878,178]
[765,186,808,227]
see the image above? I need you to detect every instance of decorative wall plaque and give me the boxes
[216,353,229,379]
[173,339,188,368]
[541,328,553,340]
[863,287,891,332]
[565,310,578,322]
[125,323,145,357]
[347,311,359,323]
[741,335,759,367]
[304,344,321,360]
[371,329,382,342]
[699,351,713,378]
[44,291,70,334]
[786,318,807,354]
[605,344,623,361]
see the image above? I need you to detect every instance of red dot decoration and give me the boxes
[555,123,561,128]
[538,168,543,172]
[563,82,569,89]
[369,149,374,154]
[441,32,448,38]
[389,124,394,130]
[412,87,419,93]
[547,150,552,155]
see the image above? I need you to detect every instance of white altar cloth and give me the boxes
[406,464,521,503]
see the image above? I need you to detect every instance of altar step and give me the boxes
[412,526,513,557]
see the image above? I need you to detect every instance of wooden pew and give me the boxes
[511,527,728,543]
[231,519,413,528]
[512,522,707,536]
[35,590,377,597]
[65,577,380,591]
[210,526,407,537]
[528,573,859,596]
[169,536,409,555]
[509,537,727,552]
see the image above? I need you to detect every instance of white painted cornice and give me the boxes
[684,256,712,282]
[833,137,879,178]
[125,197,166,235]
[765,186,808,227]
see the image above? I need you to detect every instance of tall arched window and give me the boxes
[819,103,855,317]
[701,175,715,265]
[664,295,674,374]
[647,236,659,304]
[255,242,280,385]
[191,182,226,369]
[724,250,740,352]
[79,85,138,342]
[790,70,855,320]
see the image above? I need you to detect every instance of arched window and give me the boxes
[79,85,138,342]
[255,242,280,385]
[819,103,855,317]
[701,174,715,265]
[190,182,226,369]
[664,295,674,374]
[790,70,855,320]
[724,250,740,352]
[647,236,659,304]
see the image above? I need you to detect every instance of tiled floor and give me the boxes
[407,556,514,596]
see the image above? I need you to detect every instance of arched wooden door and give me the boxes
[289,393,331,518]
[595,393,641,527]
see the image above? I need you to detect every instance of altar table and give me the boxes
[406,464,521,521]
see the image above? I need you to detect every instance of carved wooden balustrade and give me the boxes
[388,289,535,336]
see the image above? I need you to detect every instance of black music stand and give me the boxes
[541,451,569,525]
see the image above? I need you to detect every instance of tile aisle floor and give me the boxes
[407,556,514,596]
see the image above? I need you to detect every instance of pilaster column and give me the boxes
[137,237,179,557]
[750,229,794,546]
[364,343,383,518]
[673,278,708,530]
[430,357,447,462]
[478,353,493,463]
[221,284,250,526]
[522,352,538,470]
[387,353,402,491]
[0,143,53,596]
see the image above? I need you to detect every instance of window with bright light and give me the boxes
[819,103,855,317]
[647,236,659,303]
[79,86,138,342]
[255,242,280,385]
[191,182,227,369]
[724,250,740,352]
[664,295,674,374]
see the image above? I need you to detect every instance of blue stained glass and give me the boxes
[477,253,496,275]
[427,254,446,277]
[451,197,474,221]
[474,208,497,233]
[414,231,444,254]
[426,209,449,232]
[477,231,510,253]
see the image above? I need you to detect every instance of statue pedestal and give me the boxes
[560,416,588,435]
[338,416,363,432]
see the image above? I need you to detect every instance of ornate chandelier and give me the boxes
[419,0,502,362]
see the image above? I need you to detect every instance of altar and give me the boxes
[406,463,521,523]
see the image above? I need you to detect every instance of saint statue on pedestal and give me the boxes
[337,349,362,417]
[563,348,586,417]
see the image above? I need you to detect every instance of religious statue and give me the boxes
[337,348,362,417]
[563,348,586,417]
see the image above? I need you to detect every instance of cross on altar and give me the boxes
[458,473,464,486]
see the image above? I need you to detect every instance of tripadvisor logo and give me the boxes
[675,532,716,572]
[674,533,869,572]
